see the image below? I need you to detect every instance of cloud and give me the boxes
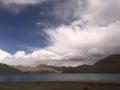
[0,49,94,66]
[53,0,120,25]
[1,21,120,66]
[0,49,11,60]
[53,0,87,22]
[1,0,120,66]
[0,0,48,13]
[46,21,120,59]
[0,0,47,5]
[82,0,120,25]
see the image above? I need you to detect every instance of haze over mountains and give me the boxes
[0,54,120,74]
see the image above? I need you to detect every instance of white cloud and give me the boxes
[46,21,120,60]
[14,51,25,58]
[0,49,64,66]
[0,49,11,60]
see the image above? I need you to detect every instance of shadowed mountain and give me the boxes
[0,63,23,74]
[62,54,120,73]
[94,54,120,67]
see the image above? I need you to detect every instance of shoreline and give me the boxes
[0,81,120,90]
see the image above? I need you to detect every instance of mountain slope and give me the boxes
[94,54,120,67]
[12,65,60,73]
[0,63,23,74]
[62,54,120,73]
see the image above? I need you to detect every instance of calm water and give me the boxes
[0,73,120,82]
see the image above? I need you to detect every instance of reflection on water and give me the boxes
[0,73,120,82]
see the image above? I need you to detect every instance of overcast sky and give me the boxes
[0,0,120,66]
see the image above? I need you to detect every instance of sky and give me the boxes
[0,0,120,66]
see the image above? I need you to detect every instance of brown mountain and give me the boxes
[12,64,60,73]
[0,63,23,74]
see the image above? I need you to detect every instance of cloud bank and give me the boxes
[0,0,120,66]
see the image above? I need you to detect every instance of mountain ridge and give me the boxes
[0,54,120,73]
[0,63,23,74]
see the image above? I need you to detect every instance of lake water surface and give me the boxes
[0,73,120,82]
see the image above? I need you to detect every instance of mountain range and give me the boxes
[61,54,120,73]
[0,54,120,73]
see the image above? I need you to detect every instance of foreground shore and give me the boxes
[0,81,120,90]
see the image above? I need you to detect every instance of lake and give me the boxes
[0,73,120,82]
